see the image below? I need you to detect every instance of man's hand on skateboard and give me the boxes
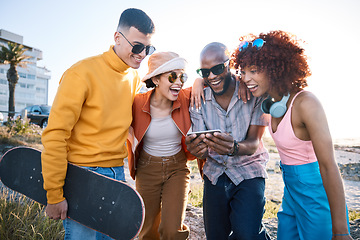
[46,199,68,220]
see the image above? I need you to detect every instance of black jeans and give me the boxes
[203,174,270,240]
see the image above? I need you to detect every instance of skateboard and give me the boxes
[0,146,145,240]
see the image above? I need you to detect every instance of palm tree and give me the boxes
[0,42,30,120]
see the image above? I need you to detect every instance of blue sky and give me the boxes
[1,0,359,139]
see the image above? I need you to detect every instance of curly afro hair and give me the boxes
[232,30,311,95]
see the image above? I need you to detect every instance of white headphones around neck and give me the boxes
[261,94,290,118]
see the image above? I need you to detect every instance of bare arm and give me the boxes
[296,93,351,239]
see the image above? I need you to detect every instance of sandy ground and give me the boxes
[123,143,360,239]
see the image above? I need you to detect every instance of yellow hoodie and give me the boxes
[41,46,141,204]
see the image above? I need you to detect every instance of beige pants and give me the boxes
[136,150,190,240]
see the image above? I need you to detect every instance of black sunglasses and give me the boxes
[196,60,229,78]
[168,72,188,83]
[118,32,156,56]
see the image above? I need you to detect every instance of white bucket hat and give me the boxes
[142,52,187,82]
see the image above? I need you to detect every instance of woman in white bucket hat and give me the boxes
[127,52,196,240]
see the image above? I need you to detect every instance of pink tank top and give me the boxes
[269,91,317,165]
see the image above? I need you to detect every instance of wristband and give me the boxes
[333,233,349,236]
[227,140,238,156]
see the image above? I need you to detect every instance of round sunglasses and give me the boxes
[168,72,188,83]
[196,59,229,78]
[238,38,265,51]
[118,32,156,56]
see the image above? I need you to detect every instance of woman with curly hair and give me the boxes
[232,30,351,240]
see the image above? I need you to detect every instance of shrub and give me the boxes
[0,122,42,148]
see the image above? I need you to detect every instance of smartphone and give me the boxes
[186,129,222,136]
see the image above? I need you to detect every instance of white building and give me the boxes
[0,29,51,118]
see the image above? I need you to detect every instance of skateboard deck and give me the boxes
[0,146,144,240]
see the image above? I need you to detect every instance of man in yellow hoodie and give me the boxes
[41,8,155,239]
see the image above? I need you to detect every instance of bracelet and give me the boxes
[227,140,238,156]
[333,233,349,236]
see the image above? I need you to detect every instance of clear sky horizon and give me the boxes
[1,0,359,140]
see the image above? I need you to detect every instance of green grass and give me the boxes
[187,159,199,174]
[0,190,64,240]
[263,201,280,219]
[188,184,204,208]
[349,209,360,221]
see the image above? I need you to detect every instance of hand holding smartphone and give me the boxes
[186,129,222,137]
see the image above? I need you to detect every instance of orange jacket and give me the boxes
[127,88,196,179]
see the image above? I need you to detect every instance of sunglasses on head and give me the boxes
[238,38,265,51]
[196,59,229,78]
[168,72,188,83]
[118,32,156,56]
